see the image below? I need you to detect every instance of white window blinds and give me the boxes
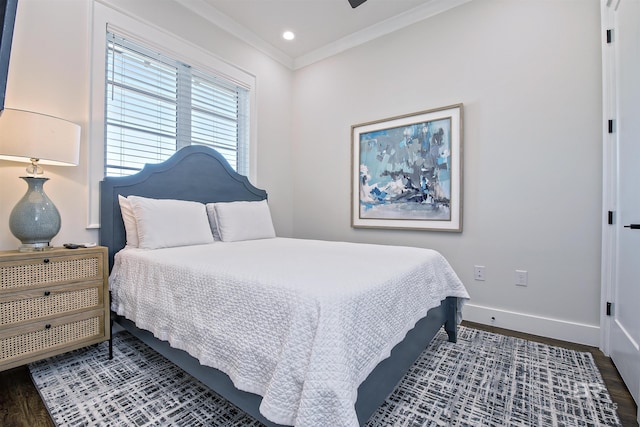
[105,32,249,176]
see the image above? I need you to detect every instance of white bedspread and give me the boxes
[110,238,469,427]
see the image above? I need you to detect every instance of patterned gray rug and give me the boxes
[29,326,621,426]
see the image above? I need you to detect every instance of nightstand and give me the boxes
[0,246,110,371]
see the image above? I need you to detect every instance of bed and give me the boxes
[99,145,469,427]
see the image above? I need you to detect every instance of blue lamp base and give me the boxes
[9,177,61,251]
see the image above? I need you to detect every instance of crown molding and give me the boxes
[175,0,471,71]
[173,0,294,69]
[294,0,472,69]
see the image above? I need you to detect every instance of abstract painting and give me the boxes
[351,104,463,231]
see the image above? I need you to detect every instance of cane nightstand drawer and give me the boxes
[0,283,103,327]
[0,247,110,371]
[0,253,102,291]
[0,311,104,369]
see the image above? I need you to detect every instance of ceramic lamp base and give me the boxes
[9,177,61,251]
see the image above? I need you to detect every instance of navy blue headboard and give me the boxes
[99,145,267,270]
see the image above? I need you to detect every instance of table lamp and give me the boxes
[0,108,81,251]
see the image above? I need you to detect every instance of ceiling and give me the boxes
[175,0,470,69]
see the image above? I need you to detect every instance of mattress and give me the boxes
[109,237,469,427]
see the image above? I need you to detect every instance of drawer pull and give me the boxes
[44,291,51,296]
[45,324,51,329]
[43,259,50,264]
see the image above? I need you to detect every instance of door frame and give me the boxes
[599,0,617,357]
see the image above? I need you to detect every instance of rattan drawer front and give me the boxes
[0,255,101,290]
[0,286,101,327]
[0,316,101,364]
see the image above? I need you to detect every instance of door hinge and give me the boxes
[608,210,614,225]
[606,302,612,316]
[606,29,613,44]
[608,119,615,134]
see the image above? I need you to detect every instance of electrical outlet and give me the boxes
[474,265,485,281]
[515,270,528,286]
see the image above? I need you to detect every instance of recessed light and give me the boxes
[282,31,295,41]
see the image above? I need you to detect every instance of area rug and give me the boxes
[29,326,621,426]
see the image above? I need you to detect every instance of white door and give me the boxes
[602,0,640,414]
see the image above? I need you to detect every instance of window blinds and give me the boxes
[105,32,249,176]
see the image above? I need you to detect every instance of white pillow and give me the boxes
[127,196,214,249]
[205,203,221,241]
[118,195,139,248]
[213,200,276,242]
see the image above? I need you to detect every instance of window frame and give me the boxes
[88,4,257,228]
[104,32,250,177]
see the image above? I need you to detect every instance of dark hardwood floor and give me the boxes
[0,364,54,427]
[0,323,636,427]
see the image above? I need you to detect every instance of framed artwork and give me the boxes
[351,104,463,231]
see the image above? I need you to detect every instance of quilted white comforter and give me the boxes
[110,238,469,427]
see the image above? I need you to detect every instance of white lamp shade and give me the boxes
[0,108,80,166]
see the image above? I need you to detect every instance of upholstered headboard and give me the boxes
[99,145,267,270]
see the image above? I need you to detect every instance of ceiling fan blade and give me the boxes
[348,0,367,8]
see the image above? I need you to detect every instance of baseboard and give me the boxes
[462,303,600,347]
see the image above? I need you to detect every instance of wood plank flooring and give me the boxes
[0,364,54,427]
[0,322,636,427]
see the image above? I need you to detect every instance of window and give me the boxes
[105,32,250,176]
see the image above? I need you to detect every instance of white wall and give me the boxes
[0,0,92,249]
[0,0,294,250]
[291,0,603,345]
